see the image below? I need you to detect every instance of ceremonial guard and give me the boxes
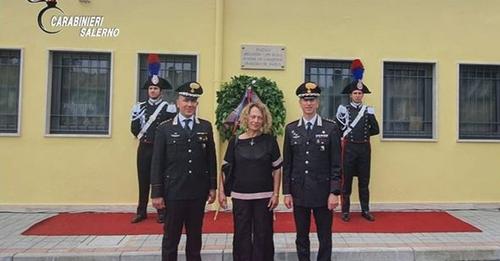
[150,81,217,261]
[130,54,176,224]
[282,82,342,261]
[335,59,380,222]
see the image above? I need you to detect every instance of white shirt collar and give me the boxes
[302,114,318,128]
[350,102,362,108]
[177,113,195,128]
[148,97,163,105]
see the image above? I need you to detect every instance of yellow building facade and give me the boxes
[1,0,499,205]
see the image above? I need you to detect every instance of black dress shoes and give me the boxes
[131,213,147,223]
[341,212,350,222]
[361,211,375,221]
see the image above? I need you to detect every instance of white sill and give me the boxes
[44,133,111,138]
[380,138,438,142]
[0,132,20,137]
[457,139,500,143]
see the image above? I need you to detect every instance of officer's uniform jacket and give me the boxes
[150,115,217,200]
[282,116,342,207]
[336,103,379,143]
[130,99,176,143]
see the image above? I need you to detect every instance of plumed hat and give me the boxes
[342,59,371,94]
[142,54,172,90]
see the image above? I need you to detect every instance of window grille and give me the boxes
[49,51,111,135]
[305,59,351,119]
[138,54,197,103]
[459,64,500,140]
[383,62,434,139]
[0,49,21,134]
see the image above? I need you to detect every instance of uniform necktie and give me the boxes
[306,122,312,136]
[183,119,192,134]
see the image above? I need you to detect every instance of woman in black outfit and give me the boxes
[219,102,282,261]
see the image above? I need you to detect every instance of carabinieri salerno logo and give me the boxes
[28,0,63,34]
[27,0,120,37]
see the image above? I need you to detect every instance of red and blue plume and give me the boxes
[351,59,364,81]
[147,54,160,76]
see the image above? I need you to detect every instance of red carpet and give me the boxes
[22,211,481,236]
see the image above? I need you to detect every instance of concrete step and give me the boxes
[4,246,500,261]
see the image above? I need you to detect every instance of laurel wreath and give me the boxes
[215,75,286,141]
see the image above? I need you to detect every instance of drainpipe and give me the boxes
[214,0,224,98]
[213,0,224,207]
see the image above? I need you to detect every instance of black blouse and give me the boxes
[224,134,282,194]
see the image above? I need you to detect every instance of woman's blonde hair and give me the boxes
[239,102,273,134]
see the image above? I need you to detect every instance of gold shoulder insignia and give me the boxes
[159,119,173,126]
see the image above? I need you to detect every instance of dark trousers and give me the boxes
[232,198,274,261]
[162,198,206,261]
[341,142,371,213]
[293,205,333,261]
[136,142,165,219]
[136,142,153,215]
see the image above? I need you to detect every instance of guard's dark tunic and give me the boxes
[150,115,217,261]
[336,103,379,213]
[130,99,176,216]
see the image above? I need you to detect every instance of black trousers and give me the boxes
[136,142,154,215]
[341,142,371,213]
[293,205,332,261]
[232,198,274,261]
[136,142,165,219]
[162,198,206,261]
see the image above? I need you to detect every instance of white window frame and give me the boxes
[0,48,23,137]
[380,59,438,142]
[45,48,114,138]
[457,61,500,143]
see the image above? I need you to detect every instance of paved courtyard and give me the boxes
[0,204,499,260]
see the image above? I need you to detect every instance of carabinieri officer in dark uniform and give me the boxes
[335,59,379,222]
[151,81,217,261]
[130,54,176,224]
[283,82,342,261]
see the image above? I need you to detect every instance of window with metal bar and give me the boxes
[459,64,500,140]
[0,49,21,134]
[137,54,197,103]
[304,59,351,119]
[49,51,111,135]
[383,62,434,139]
